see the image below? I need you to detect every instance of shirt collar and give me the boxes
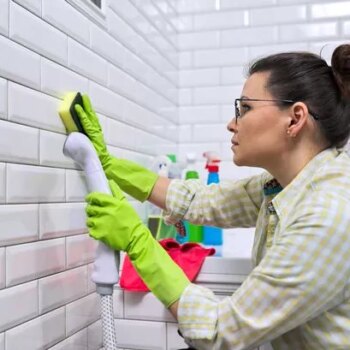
[267,148,339,217]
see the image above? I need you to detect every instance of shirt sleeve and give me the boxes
[177,191,350,350]
[164,172,270,228]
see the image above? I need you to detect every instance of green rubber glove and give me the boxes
[75,94,158,202]
[85,181,190,307]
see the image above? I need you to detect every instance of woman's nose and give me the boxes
[227,117,237,133]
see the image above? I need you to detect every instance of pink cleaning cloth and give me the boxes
[120,238,215,292]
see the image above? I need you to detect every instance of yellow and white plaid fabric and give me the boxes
[165,148,350,349]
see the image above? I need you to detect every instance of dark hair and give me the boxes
[248,44,350,148]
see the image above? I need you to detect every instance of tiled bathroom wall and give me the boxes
[0,0,350,349]
[0,0,178,349]
[175,0,350,180]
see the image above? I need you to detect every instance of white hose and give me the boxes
[63,132,118,349]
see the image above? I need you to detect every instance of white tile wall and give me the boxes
[0,281,38,332]
[39,202,86,239]
[0,0,8,36]
[0,78,7,119]
[0,249,4,290]
[10,2,68,65]
[39,266,88,314]
[66,293,100,336]
[5,307,65,350]
[6,238,66,287]
[0,204,39,246]
[1,0,349,348]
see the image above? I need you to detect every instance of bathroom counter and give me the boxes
[112,255,271,350]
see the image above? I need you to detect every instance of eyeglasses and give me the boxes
[234,98,319,124]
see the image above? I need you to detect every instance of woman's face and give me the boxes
[227,72,291,169]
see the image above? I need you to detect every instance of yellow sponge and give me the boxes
[58,92,85,134]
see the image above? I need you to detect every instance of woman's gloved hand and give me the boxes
[75,94,158,202]
[85,181,190,307]
[74,94,110,165]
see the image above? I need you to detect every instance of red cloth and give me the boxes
[120,238,215,292]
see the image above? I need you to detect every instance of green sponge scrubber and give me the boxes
[58,92,85,134]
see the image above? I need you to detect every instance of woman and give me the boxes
[76,44,350,349]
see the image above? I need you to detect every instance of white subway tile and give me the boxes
[0,249,4,289]
[10,2,67,65]
[249,42,309,60]
[49,329,88,350]
[6,164,65,203]
[0,0,8,36]
[221,104,235,123]
[112,289,124,318]
[0,163,4,203]
[124,291,174,322]
[87,264,96,294]
[176,0,216,13]
[41,58,89,99]
[0,281,38,332]
[68,38,108,86]
[280,22,337,42]
[172,15,193,32]
[221,66,245,85]
[13,0,41,16]
[179,105,220,124]
[221,26,278,47]
[178,124,192,143]
[178,31,220,50]
[194,10,245,31]
[8,82,65,133]
[91,24,126,68]
[115,319,166,349]
[107,64,138,100]
[344,21,350,36]
[39,266,88,314]
[66,293,100,336]
[0,78,7,120]
[40,202,86,239]
[309,40,346,64]
[167,322,188,350]
[178,88,192,105]
[40,130,76,168]
[0,120,39,164]
[66,169,88,202]
[179,51,192,69]
[5,307,65,350]
[193,123,228,142]
[66,234,97,269]
[312,1,350,19]
[42,0,90,45]
[178,142,221,163]
[250,5,306,26]
[6,238,66,287]
[221,0,276,8]
[179,68,220,87]
[89,82,124,120]
[0,204,39,246]
[194,85,242,105]
[194,47,249,68]
[0,332,3,350]
[0,35,40,89]
[87,320,103,350]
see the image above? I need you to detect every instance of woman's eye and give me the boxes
[241,104,251,115]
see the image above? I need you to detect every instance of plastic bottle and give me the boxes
[202,152,223,256]
[183,169,203,243]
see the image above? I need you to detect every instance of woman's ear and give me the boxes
[287,102,309,137]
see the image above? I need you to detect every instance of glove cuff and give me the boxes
[129,229,190,307]
[103,157,159,202]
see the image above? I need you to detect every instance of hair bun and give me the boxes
[331,44,350,99]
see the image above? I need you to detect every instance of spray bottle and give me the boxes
[178,153,203,243]
[202,151,223,255]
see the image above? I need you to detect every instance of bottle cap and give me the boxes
[207,165,219,173]
[185,170,199,179]
[167,154,176,163]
